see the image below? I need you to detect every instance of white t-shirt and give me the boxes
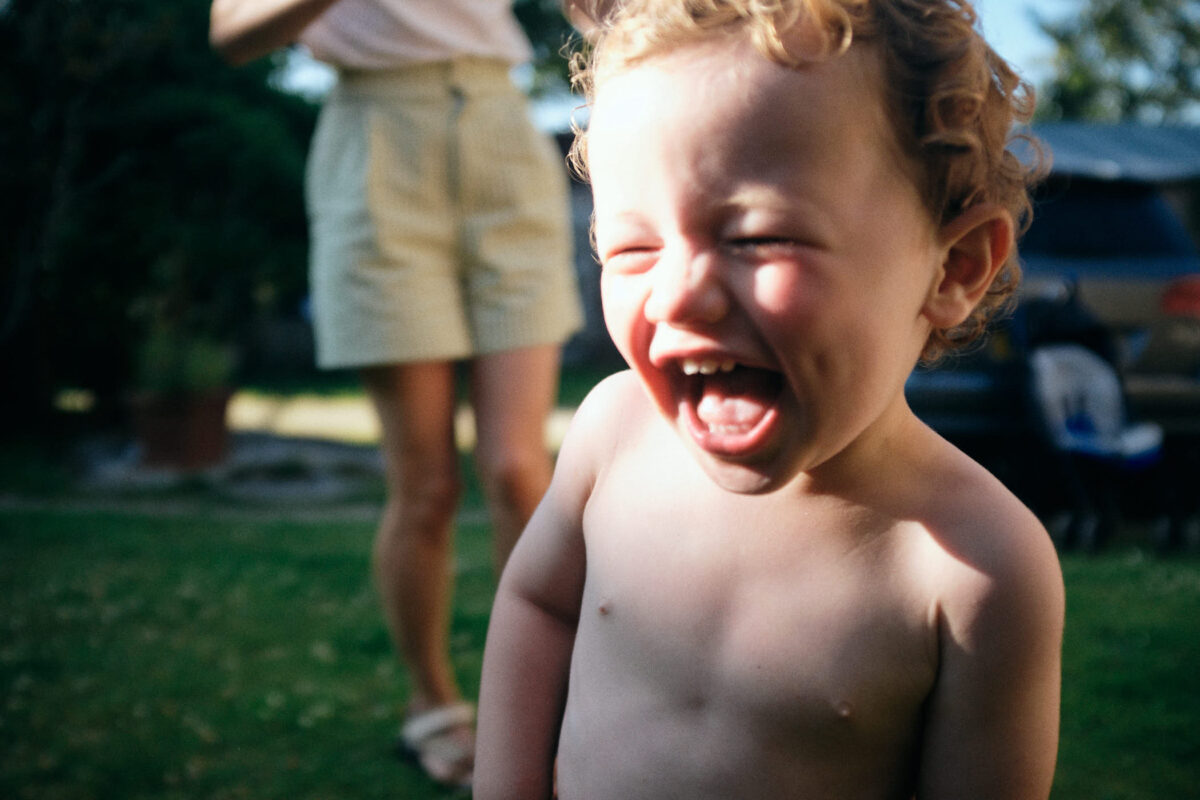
[300,0,533,68]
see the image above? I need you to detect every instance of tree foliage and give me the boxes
[0,0,317,429]
[1035,0,1200,122]
[513,0,580,92]
[0,0,578,434]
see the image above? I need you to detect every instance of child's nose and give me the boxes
[643,249,729,326]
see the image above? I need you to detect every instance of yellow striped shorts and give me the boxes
[305,58,583,368]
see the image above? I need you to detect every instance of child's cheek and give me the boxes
[752,263,825,331]
[600,273,654,361]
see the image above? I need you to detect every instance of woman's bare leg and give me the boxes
[469,344,561,571]
[361,362,464,711]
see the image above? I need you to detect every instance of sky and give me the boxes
[973,0,1076,85]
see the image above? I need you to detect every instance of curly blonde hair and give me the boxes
[570,0,1046,362]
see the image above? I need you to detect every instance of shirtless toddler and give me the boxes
[475,2,1065,798]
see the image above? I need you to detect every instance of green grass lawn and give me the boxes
[2,392,1198,798]
[4,504,1198,799]
[0,504,489,800]
[1056,551,1200,799]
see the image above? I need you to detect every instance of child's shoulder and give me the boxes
[557,369,657,466]
[568,369,654,436]
[921,433,1040,531]
[579,368,647,410]
[903,430,1062,622]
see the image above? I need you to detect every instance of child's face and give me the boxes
[589,36,948,494]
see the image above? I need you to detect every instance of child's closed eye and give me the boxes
[601,245,660,274]
[726,236,808,258]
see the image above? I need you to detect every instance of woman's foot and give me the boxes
[397,701,475,790]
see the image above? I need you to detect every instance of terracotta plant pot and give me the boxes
[129,388,233,470]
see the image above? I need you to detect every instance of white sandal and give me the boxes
[398,702,475,790]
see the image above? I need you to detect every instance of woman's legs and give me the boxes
[359,344,558,784]
[469,344,562,571]
[361,345,559,697]
[361,361,464,712]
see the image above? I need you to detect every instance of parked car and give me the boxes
[907,123,1200,438]
[905,124,1200,541]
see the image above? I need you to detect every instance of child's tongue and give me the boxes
[692,368,781,431]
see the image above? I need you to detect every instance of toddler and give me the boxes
[476,2,1064,798]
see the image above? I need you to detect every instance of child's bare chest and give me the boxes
[572,463,937,749]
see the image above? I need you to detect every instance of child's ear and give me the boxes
[923,204,1014,328]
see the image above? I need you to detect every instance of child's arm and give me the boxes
[209,0,340,66]
[475,375,624,800]
[916,512,1065,799]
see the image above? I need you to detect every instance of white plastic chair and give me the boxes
[1029,344,1162,465]
[1028,344,1164,549]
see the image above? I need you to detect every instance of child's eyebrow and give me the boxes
[719,186,791,213]
[718,186,829,227]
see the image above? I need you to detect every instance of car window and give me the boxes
[1022,180,1197,259]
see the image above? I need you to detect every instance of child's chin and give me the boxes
[692,450,798,495]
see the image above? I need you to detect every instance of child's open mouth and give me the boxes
[679,358,784,456]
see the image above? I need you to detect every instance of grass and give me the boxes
[1055,552,1200,799]
[2,375,1198,799]
[5,505,1198,798]
[0,506,491,800]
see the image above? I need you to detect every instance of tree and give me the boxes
[1035,0,1200,122]
[514,0,581,93]
[0,0,316,432]
[0,0,575,436]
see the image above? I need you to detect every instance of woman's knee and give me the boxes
[392,465,462,530]
[474,446,551,512]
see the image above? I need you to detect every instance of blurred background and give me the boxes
[7,0,1199,545]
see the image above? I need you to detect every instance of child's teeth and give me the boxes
[681,358,738,375]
